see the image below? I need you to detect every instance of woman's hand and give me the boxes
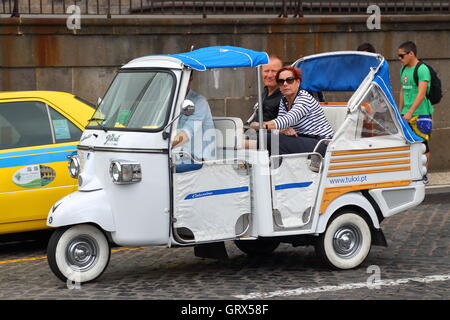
[249,121,276,130]
[280,128,298,136]
[262,121,276,130]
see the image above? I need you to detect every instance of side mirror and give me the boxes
[162,100,195,140]
[181,99,195,116]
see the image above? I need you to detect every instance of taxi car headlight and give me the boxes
[68,155,80,178]
[109,160,142,184]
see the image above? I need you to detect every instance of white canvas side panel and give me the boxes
[174,163,250,242]
[270,155,320,228]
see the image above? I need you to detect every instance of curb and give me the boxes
[425,184,450,195]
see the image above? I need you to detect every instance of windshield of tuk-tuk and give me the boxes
[88,70,175,130]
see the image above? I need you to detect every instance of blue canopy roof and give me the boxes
[155,46,269,71]
[293,52,422,143]
[294,52,383,92]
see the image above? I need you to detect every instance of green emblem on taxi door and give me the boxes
[13,165,56,188]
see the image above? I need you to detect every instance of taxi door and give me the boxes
[0,99,83,234]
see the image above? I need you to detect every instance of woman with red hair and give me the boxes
[257,66,333,155]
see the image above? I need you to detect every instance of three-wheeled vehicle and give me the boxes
[46,46,427,283]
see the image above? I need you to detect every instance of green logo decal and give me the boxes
[12,165,56,188]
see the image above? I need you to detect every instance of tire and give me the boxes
[315,211,372,270]
[235,238,280,256]
[47,224,111,284]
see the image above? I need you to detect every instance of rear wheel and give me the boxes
[315,211,372,269]
[235,238,280,256]
[47,224,111,283]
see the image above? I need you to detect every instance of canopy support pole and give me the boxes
[257,65,266,151]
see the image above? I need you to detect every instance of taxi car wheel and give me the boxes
[315,211,372,270]
[47,224,111,283]
[234,238,280,256]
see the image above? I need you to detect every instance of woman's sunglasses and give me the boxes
[276,77,298,85]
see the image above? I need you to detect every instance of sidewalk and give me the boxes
[426,171,450,194]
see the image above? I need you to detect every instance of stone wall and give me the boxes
[0,15,449,170]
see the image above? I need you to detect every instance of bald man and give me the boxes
[261,55,283,121]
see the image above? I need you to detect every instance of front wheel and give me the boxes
[315,211,372,270]
[47,224,111,283]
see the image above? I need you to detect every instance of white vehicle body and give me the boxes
[46,47,427,283]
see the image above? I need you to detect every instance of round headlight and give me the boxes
[109,160,142,184]
[68,156,80,178]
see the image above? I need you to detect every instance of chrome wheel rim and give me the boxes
[66,235,99,272]
[333,224,362,259]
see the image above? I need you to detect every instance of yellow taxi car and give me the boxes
[0,91,94,235]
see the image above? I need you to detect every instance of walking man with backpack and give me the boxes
[398,41,442,184]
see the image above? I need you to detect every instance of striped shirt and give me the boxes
[273,90,334,139]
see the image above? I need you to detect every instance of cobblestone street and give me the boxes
[0,193,448,301]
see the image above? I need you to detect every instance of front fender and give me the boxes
[315,191,380,234]
[47,190,115,232]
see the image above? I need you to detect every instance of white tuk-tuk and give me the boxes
[46,47,427,283]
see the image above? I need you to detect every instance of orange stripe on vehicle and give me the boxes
[329,160,410,170]
[330,153,411,163]
[320,180,412,214]
[331,146,410,156]
[327,166,411,177]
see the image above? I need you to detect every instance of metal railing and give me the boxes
[2,1,450,18]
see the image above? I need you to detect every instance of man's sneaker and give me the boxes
[423,175,429,185]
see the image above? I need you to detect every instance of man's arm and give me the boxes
[171,94,208,149]
[172,131,189,149]
[402,81,428,122]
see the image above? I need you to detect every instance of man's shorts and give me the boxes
[409,115,432,153]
